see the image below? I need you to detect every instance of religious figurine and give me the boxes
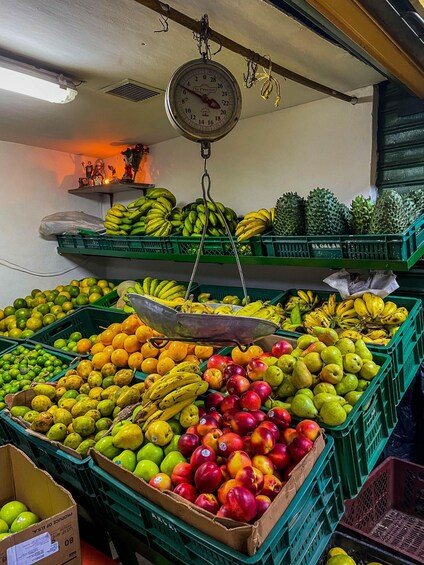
[92,159,106,186]
[121,148,134,183]
[121,144,149,183]
[80,161,95,186]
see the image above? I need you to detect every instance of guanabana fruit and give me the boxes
[351,195,374,234]
[305,188,345,235]
[406,189,424,217]
[339,204,353,234]
[274,193,305,236]
[370,190,410,233]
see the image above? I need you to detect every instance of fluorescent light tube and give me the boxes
[0,56,78,104]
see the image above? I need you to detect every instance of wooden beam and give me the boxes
[133,0,357,104]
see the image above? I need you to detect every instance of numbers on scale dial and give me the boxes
[176,68,234,133]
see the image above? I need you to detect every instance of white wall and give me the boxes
[0,141,107,306]
[103,86,375,289]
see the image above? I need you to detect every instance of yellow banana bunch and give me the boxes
[304,309,331,330]
[141,398,196,431]
[380,307,408,325]
[235,209,273,242]
[284,290,320,313]
[322,294,337,318]
[339,330,363,341]
[179,301,215,314]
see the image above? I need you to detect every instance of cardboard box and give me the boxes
[0,445,81,564]
[91,431,325,556]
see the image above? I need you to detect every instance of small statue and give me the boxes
[80,161,94,186]
[121,148,134,183]
[92,159,106,186]
[107,165,119,183]
[121,144,149,183]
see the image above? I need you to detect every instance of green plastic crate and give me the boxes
[0,337,17,354]
[29,307,128,350]
[263,216,424,261]
[101,235,174,253]
[89,436,343,565]
[170,235,264,257]
[279,290,424,406]
[192,284,286,305]
[93,279,199,310]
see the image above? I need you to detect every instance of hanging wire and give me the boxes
[256,56,282,107]
[154,2,170,32]
[184,142,249,305]
[192,14,222,60]
[243,52,259,89]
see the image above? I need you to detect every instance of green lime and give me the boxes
[54,339,67,349]
[69,332,82,342]
[13,298,27,310]
[42,314,56,326]
[3,307,15,317]
[75,294,89,306]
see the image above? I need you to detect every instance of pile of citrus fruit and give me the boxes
[0,278,115,339]
[72,314,215,375]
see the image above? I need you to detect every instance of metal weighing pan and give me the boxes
[127,293,278,347]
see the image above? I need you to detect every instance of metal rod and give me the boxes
[134,0,357,104]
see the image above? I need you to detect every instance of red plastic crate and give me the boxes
[341,457,424,564]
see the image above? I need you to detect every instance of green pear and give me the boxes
[291,360,313,389]
[320,346,343,368]
[264,366,284,387]
[335,374,359,396]
[355,339,373,361]
[335,338,355,355]
[319,401,347,426]
[313,327,339,345]
[264,399,292,411]
[303,352,323,374]
[320,363,344,384]
[313,393,346,410]
[356,379,369,392]
[313,382,337,396]
[295,388,314,399]
[291,347,303,358]
[301,341,327,356]
[290,394,318,419]
[297,335,318,350]
[343,353,363,374]
[277,354,296,374]
[345,391,363,406]
[343,404,353,415]
[359,361,380,380]
[276,375,297,398]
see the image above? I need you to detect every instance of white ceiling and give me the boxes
[0,0,383,157]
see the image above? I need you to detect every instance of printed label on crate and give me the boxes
[7,532,59,564]
[151,512,177,532]
[310,242,343,259]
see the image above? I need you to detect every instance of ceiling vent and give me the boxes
[101,79,163,103]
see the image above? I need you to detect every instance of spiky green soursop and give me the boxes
[305,188,345,235]
[370,190,411,234]
[339,204,353,234]
[406,189,424,217]
[274,193,305,236]
[351,195,375,234]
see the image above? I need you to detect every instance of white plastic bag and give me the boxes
[39,211,104,236]
[323,269,399,299]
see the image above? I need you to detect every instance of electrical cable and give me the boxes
[0,257,89,277]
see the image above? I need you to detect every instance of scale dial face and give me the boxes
[165,59,242,142]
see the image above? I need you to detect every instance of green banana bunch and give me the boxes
[121,278,187,308]
[180,200,238,237]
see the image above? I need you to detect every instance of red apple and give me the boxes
[250,427,276,455]
[226,375,250,396]
[272,340,293,358]
[239,391,262,411]
[229,411,257,436]
[280,428,298,444]
[242,435,253,456]
[171,462,193,486]
[296,420,320,442]
[261,475,282,500]
[186,426,200,437]
[258,421,280,441]
[195,493,219,515]
[217,505,232,518]
[207,355,231,372]
[220,395,240,413]
[223,363,246,381]
[173,483,198,503]
[194,462,222,493]
[283,463,296,481]
[202,429,224,453]
[246,359,268,381]
[217,478,237,505]
[250,410,266,424]
[190,446,216,470]
[149,473,171,492]
[266,407,291,430]
[204,392,225,412]
[235,466,264,495]
[227,450,252,478]
[220,463,230,482]
[198,407,206,419]
[255,495,271,519]
[208,411,223,428]
[203,369,224,391]
[260,352,273,358]
[289,436,313,463]
[268,443,292,470]
[217,432,244,457]
[252,455,275,476]
[196,415,219,437]
[222,408,239,427]
[178,433,201,458]
[249,381,272,402]
[226,487,257,522]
